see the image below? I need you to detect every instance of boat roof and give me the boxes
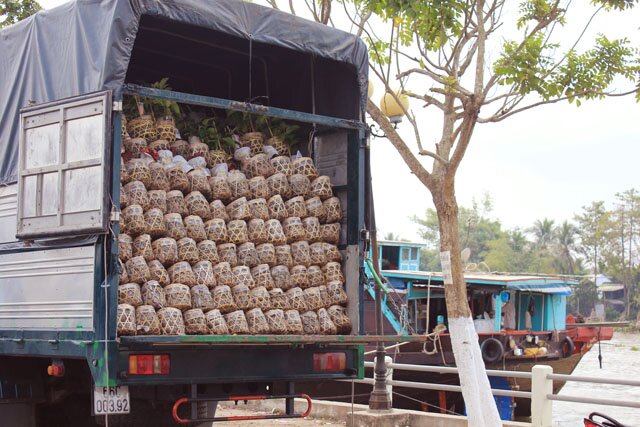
[378,240,427,248]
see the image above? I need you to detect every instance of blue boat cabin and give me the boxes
[377,240,426,272]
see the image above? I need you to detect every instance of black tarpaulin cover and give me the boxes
[0,0,368,185]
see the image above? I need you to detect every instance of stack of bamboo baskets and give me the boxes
[117,115,352,336]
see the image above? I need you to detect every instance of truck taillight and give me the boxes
[128,354,170,375]
[313,352,346,372]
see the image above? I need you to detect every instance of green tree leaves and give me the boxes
[0,0,41,28]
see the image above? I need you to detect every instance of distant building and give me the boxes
[376,240,427,272]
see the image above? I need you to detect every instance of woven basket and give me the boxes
[307,266,325,287]
[212,285,237,313]
[205,309,229,334]
[264,309,286,334]
[227,170,250,200]
[118,259,129,285]
[247,219,267,244]
[185,191,211,220]
[124,137,147,157]
[300,310,320,335]
[328,305,351,334]
[248,198,270,221]
[248,176,271,200]
[124,181,149,209]
[289,174,310,198]
[251,264,274,290]
[267,195,288,221]
[249,286,271,311]
[206,150,228,168]
[246,308,270,334]
[168,262,196,288]
[224,310,249,334]
[217,243,238,267]
[128,115,157,142]
[265,219,286,245]
[166,166,191,193]
[310,176,333,200]
[274,244,293,268]
[283,217,306,243]
[145,208,166,238]
[243,153,274,179]
[269,288,291,310]
[284,310,303,335]
[148,163,170,192]
[209,176,232,201]
[189,141,209,159]
[188,169,212,200]
[267,136,291,157]
[184,215,207,242]
[266,173,290,200]
[156,116,177,142]
[305,197,326,223]
[292,157,318,180]
[177,237,200,265]
[133,234,154,262]
[120,157,130,185]
[323,243,342,263]
[136,305,161,335]
[146,190,167,213]
[285,196,308,218]
[210,200,229,221]
[118,283,143,306]
[212,262,234,287]
[152,237,178,266]
[232,266,255,289]
[148,138,171,152]
[227,198,251,221]
[117,304,137,336]
[165,283,192,310]
[323,197,342,223]
[291,241,311,267]
[320,223,341,245]
[270,155,292,177]
[197,240,219,265]
[190,285,214,311]
[318,308,337,335]
[204,218,228,243]
[256,243,277,267]
[323,262,345,284]
[192,260,216,288]
[303,287,324,311]
[302,217,321,243]
[240,132,265,156]
[125,256,150,284]
[122,204,146,236]
[148,260,170,286]
[141,280,166,310]
[308,242,326,266]
[183,308,207,335]
[231,284,251,310]
[166,191,189,217]
[327,281,349,306]
[120,183,129,208]
[171,140,190,157]
[286,287,308,312]
[271,265,291,290]
[158,307,185,335]
[290,265,309,289]
[118,234,133,262]
[237,242,258,268]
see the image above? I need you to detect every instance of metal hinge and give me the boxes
[112,101,123,112]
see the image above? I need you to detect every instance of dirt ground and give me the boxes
[211,405,346,427]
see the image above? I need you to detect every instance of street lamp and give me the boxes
[369,89,408,138]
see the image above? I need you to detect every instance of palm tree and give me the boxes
[530,218,556,251]
[555,221,578,274]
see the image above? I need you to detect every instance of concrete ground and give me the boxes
[211,404,346,426]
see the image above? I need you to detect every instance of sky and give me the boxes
[36,0,640,242]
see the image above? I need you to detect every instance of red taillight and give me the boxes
[128,354,170,375]
[313,352,346,372]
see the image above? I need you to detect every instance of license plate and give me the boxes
[93,386,130,415]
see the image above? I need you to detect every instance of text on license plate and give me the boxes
[93,386,130,415]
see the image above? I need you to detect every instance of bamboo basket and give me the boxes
[158,307,185,335]
[147,190,167,213]
[197,240,219,265]
[148,260,170,286]
[217,243,238,267]
[231,283,251,310]
[274,244,293,268]
[323,197,342,223]
[171,140,190,157]
[265,219,286,245]
[323,243,342,263]
[166,166,191,193]
[268,288,290,310]
[128,115,157,142]
[185,191,211,220]
[124,181,149,209]
[167,262,196,288]
[227,170,250,200]
[118,283,143,306]
[291,241,311,267]
[309,176,333,200]
[117,304,137,336]
[184,215,207,242]
[319,285,331,309]
[285,287,308,311]
[303,287,324,311]
[264,309,286,334]
[190,285,214,311]
[232,266,255,289]
[118,233,133,262]
[165,283,192,310]
[309,242,326,266]
[145,208,166,238]
[209,200,229,221]
[204,218,228,243]
[246,308,270,334]
[183,308,207,335]
[148,138,171,152]
[240,132,265,156]
[122,204,146,236]
[118,259,129,285]
[120,183,129,208]
[176,237,200,265]
[328,305,351,334]
[189,141,209,159]
[249,286,271,311]
[141,280,166,309]
[120,157,130,185]
[224,310,249,335]
[212,285,237,313]
[266,173,290,200]
[302,217,321,243]
[243,153,274,179]
[267,195,288,221]
[282,217,306,243]
[248,176,271,200]
[285,197,308,219]
[226,197,251,221]
[192,260,216,288]
[284,309,303,335]
[188,169,212,200]
[320,223,341,245]
[266,136,290,157]
[271,265,291,290]
[290,265,309,289]
[237,242,258,268]
[304,197,326,223]
[136,305,161,335]
[248,198,270,221]
[270,155,292,177]
[227,220,249,245]
[205,309,229,335]
[148,163,170,192]
[289,174,310,198]
[156,115,177,142]
[256,243,277,267]
[125,256,150,284]
[251,264,274,290]
[209,175,232,201]
[247,219,267,244]
[327,281,349,306]
[166,191,189,217]
[323,262,345,284]
[124,137,147,157]
[307,266,325,287]
[152,237,178,266]
[300,310,320,335]
[206,150,228,168]
[133,234,154,262]
[212,262,234,287]
[317,308,337,335]
[291,157,318,180]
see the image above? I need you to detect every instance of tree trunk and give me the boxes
[432,183,501,427]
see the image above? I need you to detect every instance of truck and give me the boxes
[0,1,374,425]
